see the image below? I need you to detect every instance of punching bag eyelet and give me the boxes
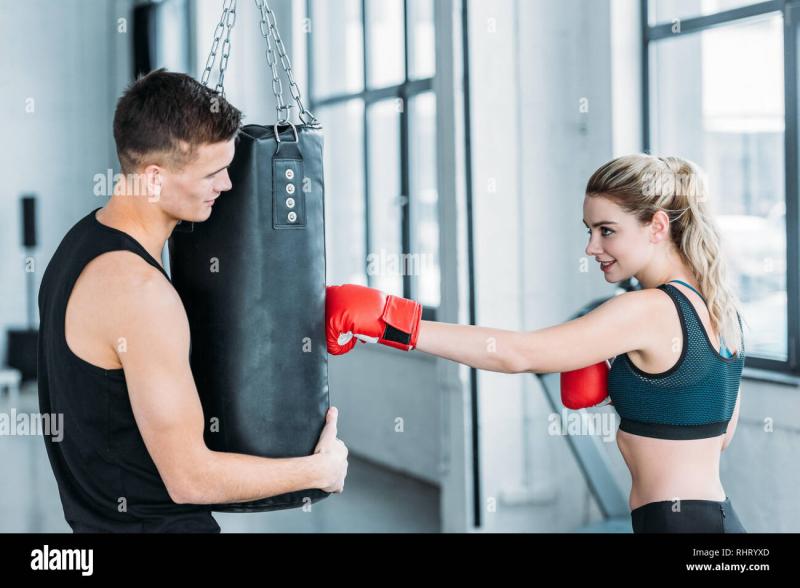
[274,121,299,144]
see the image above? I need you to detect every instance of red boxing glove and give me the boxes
[560,361,611,409]
[326,284,422,355]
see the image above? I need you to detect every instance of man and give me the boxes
[37,69,348,533]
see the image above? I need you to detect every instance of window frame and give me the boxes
[307,0,439,320]
[642,0,799,374]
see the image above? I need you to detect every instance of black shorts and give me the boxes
[631,497,746,533]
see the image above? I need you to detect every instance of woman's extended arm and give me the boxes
[415,290,655,373]
[327,283,665,374]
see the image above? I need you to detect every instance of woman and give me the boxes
[326,154,747,533]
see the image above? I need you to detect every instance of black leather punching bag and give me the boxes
[168,123,329,512]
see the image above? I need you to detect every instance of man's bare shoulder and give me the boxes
[80,251,184,332]
[82,250,168,292]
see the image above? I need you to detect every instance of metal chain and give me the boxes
[254,0,319,126]
[215,0,238,96]
[255,0,289,122]
[201,0,318,126]
[201,0,237,96]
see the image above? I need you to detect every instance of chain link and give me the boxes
[255,0,288,121]
[215,0,237,96]
[201,0,237,96]
[254,0,319,126]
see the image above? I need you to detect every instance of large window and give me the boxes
[308,0,440,314]
[644,0,794,371]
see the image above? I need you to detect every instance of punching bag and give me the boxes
[168,122,330,512]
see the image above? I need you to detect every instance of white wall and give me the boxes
[0,0,134,363]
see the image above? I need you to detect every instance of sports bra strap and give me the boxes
[667,279,735,354]
[667,279,706,303]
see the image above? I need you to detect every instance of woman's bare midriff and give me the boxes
[617,428,727,511]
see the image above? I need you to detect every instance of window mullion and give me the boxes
[362,0,372,287]
[402,0,412,299]
[784,1,800,371]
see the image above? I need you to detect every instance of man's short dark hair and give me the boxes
[113,68,242,173]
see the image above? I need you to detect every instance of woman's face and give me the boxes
[583,195,653,283]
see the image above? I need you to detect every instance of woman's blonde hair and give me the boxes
[586,154,744,355]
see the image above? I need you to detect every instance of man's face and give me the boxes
[157,138,236,223]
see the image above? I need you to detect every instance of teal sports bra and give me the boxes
[608,280,745,440]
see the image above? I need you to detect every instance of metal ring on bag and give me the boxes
[274,121,299,144]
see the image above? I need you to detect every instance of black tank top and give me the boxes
[37,207,220,532]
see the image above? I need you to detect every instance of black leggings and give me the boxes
[631,497,747,533]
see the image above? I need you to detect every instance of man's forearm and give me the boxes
[179,450,325,505]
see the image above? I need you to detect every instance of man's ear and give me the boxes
[143,164,163,202]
